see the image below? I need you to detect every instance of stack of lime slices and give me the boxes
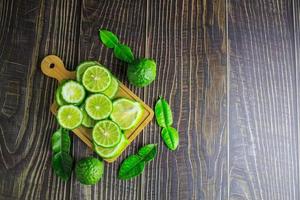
[54,61,144,159]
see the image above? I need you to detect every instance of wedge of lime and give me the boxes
[110,98,143,130]
[92,120,122,147]
[57,105,83,129]
[82,65,111,92]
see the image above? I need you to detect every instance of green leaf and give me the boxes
[51,128,71,154]
[155,97,173,128]
[137,144,157,162]
[99,29,119,48]
[52,152,73,181]
[114,44,134,63]
[161,127,179,150]
[118,155,145,180]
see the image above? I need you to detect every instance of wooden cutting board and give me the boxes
[41,55,154,163]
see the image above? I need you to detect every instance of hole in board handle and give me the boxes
[49,63,55,69]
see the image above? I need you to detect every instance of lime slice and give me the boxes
[102,76,119,99]
[82,65,111,92]
[110,98,144,130]
[85,94,112,120]
[57,105,83,129]
[80,105,96,128]
[55,84,67,106]
[76,61,100,82]
[92,120,122,147]
[61,80,85,104]
[94,134,128,158]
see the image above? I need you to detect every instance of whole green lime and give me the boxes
[127,58,156,87]
[75,157,104,185]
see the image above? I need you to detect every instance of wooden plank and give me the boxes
[0,0,48,199]
[145,0,227,199]
[294,0,300,157]
[294,3,300,200]
[0,0,82,199]
[73,0,148,199]
[228,0,299,199]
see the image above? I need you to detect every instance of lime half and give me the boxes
[110,98,143,130]
[80,105,96,128]
[102,76,119,99]
[92,120,122,147]
[82,65,111,92]
[57,105,83,129]
[94,134,128,159]
[61,80,85,104]
[85,94,112,120]
[76,61,100,82]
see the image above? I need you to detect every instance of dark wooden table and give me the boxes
[0,0,299,199]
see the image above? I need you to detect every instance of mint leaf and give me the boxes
[155,97,173,128]
[118,155,145,180]
[161,127,179,150]
[99,30,119,48]
[51,128,71,154]
[113,44,134,63]
[138,144,157,162]
[52,152,73,181]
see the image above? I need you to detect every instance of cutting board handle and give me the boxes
[41,55,76,82]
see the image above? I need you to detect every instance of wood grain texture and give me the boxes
[4,0,299,199]
[228,0,299,199]
[145,0,227,199]
[0,0,47,199]
[294,0,300,171]
[0,0,81,199]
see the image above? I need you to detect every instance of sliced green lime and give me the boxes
[110,98,144,130]
[76,61,100,82]
[92,120,122,147]
[82,65,111,92]
[55,85,67,106]
[102,76,119,99]
[94,134,128,159]
[61,80,85,104]
[85,94,112,120]
[57,105,83,129]
[80,105,96,128]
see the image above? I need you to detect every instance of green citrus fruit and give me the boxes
[75,157,104,185]
[82,65,111,92]
[110,98,143,130]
